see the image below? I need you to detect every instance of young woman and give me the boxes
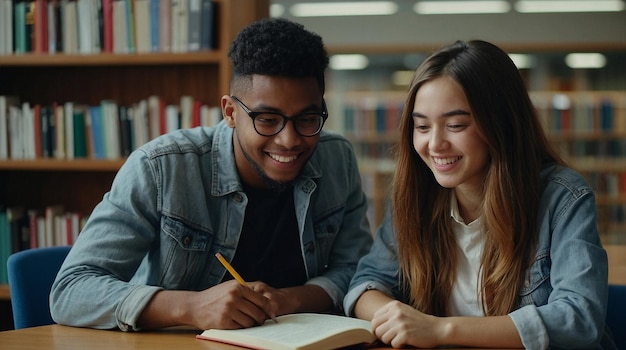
[344,40,615,349]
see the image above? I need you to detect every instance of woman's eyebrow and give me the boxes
[412,109,471,118]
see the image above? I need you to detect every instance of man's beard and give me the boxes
[236,132,298,192]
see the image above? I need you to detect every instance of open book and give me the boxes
[196,313,377,350]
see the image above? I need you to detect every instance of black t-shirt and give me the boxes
[223,184,307,288]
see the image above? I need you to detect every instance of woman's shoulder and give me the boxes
[541,163,594,199]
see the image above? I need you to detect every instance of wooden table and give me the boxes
[0,324,263,350]
[0,324,377,350]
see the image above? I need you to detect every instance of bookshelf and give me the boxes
[531,91,626,243]
[0,0,269,329]
[326,91,404,230]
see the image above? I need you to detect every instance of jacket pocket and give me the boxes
[159,216,213,288]
[312,207,344,265]
[518,250,552,307]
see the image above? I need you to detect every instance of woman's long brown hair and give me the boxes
[393,40,565,316]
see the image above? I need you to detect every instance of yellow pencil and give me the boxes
[215,252,248,287]
[215,252,278,323]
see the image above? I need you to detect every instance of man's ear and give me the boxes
[221,95,236,128]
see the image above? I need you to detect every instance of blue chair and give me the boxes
[607,284,626,349]
[7,246,71,329]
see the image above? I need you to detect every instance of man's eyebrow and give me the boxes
[253,103,321,114]
[412,109,471,118]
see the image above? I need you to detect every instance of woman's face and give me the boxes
[412,76,490,193]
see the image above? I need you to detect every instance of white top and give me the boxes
[448,192,486,317]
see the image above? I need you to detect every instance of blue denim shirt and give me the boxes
[50,121,373,331]
[344,164,612,349]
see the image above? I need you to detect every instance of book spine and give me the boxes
[187,0,200,51]
[199,0,213,50]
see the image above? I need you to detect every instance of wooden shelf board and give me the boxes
[0,159,125,171]
[549,131,626,141]
[0,52,223,67]
[0,285,10,300]
[569,159,626,172]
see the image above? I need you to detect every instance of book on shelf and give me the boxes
[147,95,161,139]
[125,0,136,53]
[112,0,128,53]
[101,0,112,52]
[0,0,14,55]
[131,99,150,150]
[0,96,20,160]
[1,0,218,54]
[6,207,29,255]
[118,105,132,156]
[133,0,151,53]
[179,95,193,129]
[0,207,10,284]
[340,99,403,136]
[158,0,170,51]
[34,0,49,53]
[531,92,626,134]
[76,0,100,54]
[62,0,79,54]
[0,96,223,160]
[165,104,180,133]
[187,0,201,51]
[169,0,187,52]
[196,313,377,350]
[199,0,214,49]
[0,205,79,283]
[148,0,159,52]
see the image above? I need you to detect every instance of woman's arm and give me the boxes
[368,298,523,349]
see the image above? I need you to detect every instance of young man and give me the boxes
[50,18,373,331]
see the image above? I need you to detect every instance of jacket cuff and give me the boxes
[509,305,549,349]
[115,285,163,331]
[342,281,394,317]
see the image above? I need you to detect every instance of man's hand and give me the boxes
[187,280,275,329]
[248,282,333,316]
[137,280,274,330]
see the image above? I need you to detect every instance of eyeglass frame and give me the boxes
[230,95,329,137]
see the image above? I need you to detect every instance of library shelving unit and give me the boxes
[326,91,405,231]
[329,90,626,242]
[531,90,626,244]
[0,0,269,330]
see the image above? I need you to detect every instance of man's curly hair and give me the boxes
[228,18,329,93]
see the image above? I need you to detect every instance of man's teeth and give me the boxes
[270,154,298,163]
[433,156,461,165]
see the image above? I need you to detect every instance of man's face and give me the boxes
[222,75,325,189]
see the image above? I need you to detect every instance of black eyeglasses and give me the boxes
[231,96,328,137]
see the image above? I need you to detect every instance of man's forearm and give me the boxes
[136,290,196,329]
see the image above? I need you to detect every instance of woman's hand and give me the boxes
[371,300,445,348]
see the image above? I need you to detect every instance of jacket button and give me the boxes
[183,236,192,246]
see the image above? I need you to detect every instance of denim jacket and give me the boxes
[50,121,373,331]
[344,164,612,349]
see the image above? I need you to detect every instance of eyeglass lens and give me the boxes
[254,113,324,136]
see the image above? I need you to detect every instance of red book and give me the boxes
[33,104,42,158]
[28,210,40,249]
[102,0,114,52]
[34,0,49,52]
[191,100,201,127]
